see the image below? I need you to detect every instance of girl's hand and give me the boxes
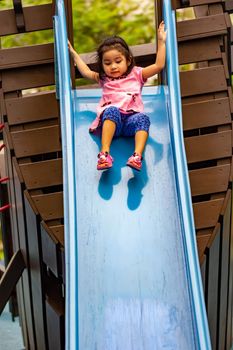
[68,40,73,52]
[158,21,167,43]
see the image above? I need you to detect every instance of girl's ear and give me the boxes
[127,55,132,66]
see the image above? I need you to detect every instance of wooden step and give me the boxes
[11,125,61,158]
[185,130,232,163]
[178,36,222,65]
[177,14,227,41]
[31,192,63,221]
[180,65,227,97]
[2,64,54,93]
[182,97,231,130]
[19,159,62,190]
[189,164,230,196]
[0,44,54,70]
[41,221,63,278]
[5,91,59,125]
[193,198,224,229]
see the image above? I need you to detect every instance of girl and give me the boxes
[68,21,166,171]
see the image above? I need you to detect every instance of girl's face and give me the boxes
[102,49,130,78]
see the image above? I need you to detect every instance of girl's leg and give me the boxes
[101,119,116,153]
[122,112,150,154]
[101,106,122,153]
[122,112,150,170]
[97,107,121,170]
[135,130,149,156]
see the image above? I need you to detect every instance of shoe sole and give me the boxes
[126,162,141,171]
[97,163,112,170]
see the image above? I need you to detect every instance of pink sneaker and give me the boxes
[127,152,143,171]
[97,152,113,170]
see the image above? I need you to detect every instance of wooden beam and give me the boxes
[0,250,25,314]
[0,4,53,36]
[0,44,54,70]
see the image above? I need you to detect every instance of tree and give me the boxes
[72,0,155,53]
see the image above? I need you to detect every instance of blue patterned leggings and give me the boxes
[101,106,150,137]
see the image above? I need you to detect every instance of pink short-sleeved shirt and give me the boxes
[89,66,146,132]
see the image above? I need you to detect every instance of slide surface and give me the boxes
[54,0,211,349]
[73,86,196,349]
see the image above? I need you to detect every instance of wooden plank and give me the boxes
[191,0,223,5]
[218,190,231,350]
[205,223,221,350]
[182,97,231,130]
[174,0,222,9]
[209,4,224,15]
[193,198,224,229]
[189,164,230,196]
[46,298,65,350]
[193,4,209,18]
[226,190,233,349]
[12,158,36,349]
[0,44,54,70]
[0,4,53,36]
[19,159,62,190]
[49,225,64,246]
[24,190,48,350]
[2,64,54,93]
[196,232,211,257]
[177,14,227,41]
[178,37,221,65]
[180,66,227,97]
[11,125,61,158]
[1,124,23,324]
[5,91,59,125]
[185,130,232,163]
[0,250,25,314]
[31,192,63,221]
[41,221,63,278]
[200,254,207,292]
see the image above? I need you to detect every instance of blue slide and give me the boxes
[54,1,211,349]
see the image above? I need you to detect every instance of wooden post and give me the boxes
[0,250,25,314]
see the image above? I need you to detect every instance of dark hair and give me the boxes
[96,36,135,79]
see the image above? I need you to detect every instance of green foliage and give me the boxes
[72,0,155,53]
[0,248,3,262]
[1,30,54,49]
[176,7,195,22]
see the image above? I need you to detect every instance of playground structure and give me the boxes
[0,0,232,349]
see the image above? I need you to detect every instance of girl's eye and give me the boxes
[116,60,122,64]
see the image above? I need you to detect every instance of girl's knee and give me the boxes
[136,113,150,132]
[102,107,122,136]
[102,106,121,124]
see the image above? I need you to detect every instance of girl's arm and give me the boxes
[68,41,99,82]
[142,21,166,80]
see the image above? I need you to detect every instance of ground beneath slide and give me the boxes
[72,86,197,349]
